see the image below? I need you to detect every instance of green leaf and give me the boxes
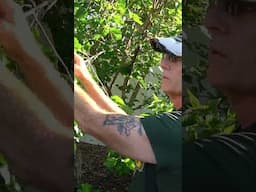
[223,125,236,134]
[111,95,125,105]
[129,11,143,25]
[93,34,102,40]
[110,27,122,40]
[79,183,93,192]
[0,154,7,166]
[111,95,134,114]
[117,0,126,14]
[187,89,200,107]
[74,37,83,51]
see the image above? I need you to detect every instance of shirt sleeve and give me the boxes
[141,112,182,168]
[140,112,182,192]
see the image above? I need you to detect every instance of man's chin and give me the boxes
[207,77,245,96]
[162,88,181,97]
[161,85,170,94]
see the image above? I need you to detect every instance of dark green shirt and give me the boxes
[129,112,182,192]
[183,123,256,192]
[129,112,256,192]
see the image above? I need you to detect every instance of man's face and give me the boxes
[205,1,256,95]
[160,54,182,97]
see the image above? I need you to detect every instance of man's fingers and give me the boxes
[74,53,82,65]
[74,65,84,80]
[0,19,12,33]
[0,19,16,51]
[74,53,86,67]
[0,0,16,23]
[0,19,14,45]
[74,65,81,75]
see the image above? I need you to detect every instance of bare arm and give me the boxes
[0,0,73,126]
[75,84,156,164]
[0,62,73,192]
[74,53,126,114]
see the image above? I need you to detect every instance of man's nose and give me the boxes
[204,7,229,37]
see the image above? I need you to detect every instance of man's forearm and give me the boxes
[0,67,73,192]
[16,52,73,127]
[75,85,156,163]
[79,75,126,114]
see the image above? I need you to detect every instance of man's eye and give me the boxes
[208,0,256,16]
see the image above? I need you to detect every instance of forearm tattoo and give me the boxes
[103,115,144,136]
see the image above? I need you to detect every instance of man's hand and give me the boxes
[0,0,14,22]
[0,2,74,191]
[74,53,93,83]
[0,0,43,62]
[74,53,126,114]
[0,64,73,192]
[0,0,73,127]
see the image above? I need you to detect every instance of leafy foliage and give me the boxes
[74,0,181,109]
[104,150,136,176]
[183,0,209,25]
[77,183,106,192]
[183,90,236,142]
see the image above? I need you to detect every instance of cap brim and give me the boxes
[150,37,182,57]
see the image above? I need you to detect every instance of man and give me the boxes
[183,0,256,191]
[74,34,182,192]
[2,0,255,191]
[0,1,73,191]
[150,35,182,109]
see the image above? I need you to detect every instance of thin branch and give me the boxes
[128,80,142,106]
[108,71,120,94]
[121,46,140,99]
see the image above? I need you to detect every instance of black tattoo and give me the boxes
[103,115,144,136]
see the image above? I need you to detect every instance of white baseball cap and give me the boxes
[150,34,182,57]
